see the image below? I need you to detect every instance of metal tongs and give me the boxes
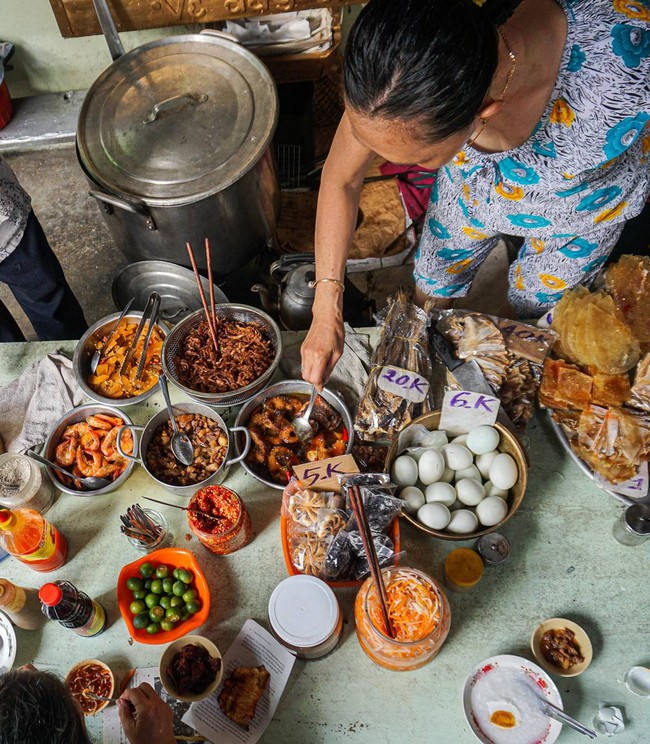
[119,292,161,379]
[90,297,134,374]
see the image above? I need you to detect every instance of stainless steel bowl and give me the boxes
[162,305,282,408]
[116,401,251,497]
[73,311,168,408]
[234,380,355,490]
[43,403,136,497]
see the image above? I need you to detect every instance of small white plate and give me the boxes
[463,654,563,744]
[0,611,17,672]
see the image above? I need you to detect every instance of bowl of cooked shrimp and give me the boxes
[42,404,137,496]
[234,380,354,490]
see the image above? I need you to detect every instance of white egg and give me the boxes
[440,466,455,484]
[456,478,486,506]
[425,482,456,506]
[486,701,521,729]
[476,496,509,526]
[484,480,509,499]
[391,455,419,487]
[454,464,482,482]
[489,453,519,490]
[446,508,479,534]
[417,502,451,530]
[418,449,446,485]
[451,434,468,446]
[401,486,425,514]
[475,450,499,479]
[442,443,473,471]
[467,425,500,455]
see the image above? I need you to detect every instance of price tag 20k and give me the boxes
[377,365,430,403]
[438,389,500,435]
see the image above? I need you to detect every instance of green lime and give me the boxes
[144,593,159,609]
[172,580,187,597]
[155,564,170,579]
[145,623,160,635]
[149,605,165,622]
[170,596,183,608]
[162,577,174,594]
[159,595,172,610]
[179,569,194,585]
[132,589,147,600]
[129,599,146,615]
[150,579,163,595]
[185,600,201,615]
[139,562,155,579]
[182,588,198,604]
[173,567,183,580]
[165,608,181,623]
[133,612,149,630]
[160,619,176,632]
[126,577,144,592]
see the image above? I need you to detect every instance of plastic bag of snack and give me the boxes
[345,491,404,534]
[348,531,397,580]
[354,291,434,442]
[289,532,328,577]
[320,530,355,581]
[281,477,343,528]
[313,508,348,540]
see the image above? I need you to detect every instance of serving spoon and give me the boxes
[27,451,112,491]
[291,385,319,442]
[158,374,194,466]
[83,690,121,703]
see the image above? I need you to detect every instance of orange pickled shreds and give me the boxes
[367,571,441,643]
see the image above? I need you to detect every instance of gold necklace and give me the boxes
[467,29,517,147]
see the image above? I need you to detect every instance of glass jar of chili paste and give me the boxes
[188,485,252,554]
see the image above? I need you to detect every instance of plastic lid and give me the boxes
[624,504,650,536]
[268,576,339,649]
[39,583,63,606]
[444,548,484,587]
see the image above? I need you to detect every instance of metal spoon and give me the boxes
[26,451,112,491]
[83,690,121,703]
[537,697,597,739]
[90,297,134,374]
[291,385,319,442]
[158,373,194,466]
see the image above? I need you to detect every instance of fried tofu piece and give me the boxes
[539,358,593,410]
[218,665,270,730]
[591,373,631,407]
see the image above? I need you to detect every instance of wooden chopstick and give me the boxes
[349,484,395,638]
[185,241,220,357]
[205,237,218,338]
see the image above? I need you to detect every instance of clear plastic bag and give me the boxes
[321,530,355,581]
[348,531,395,580]
[281,477,343,528]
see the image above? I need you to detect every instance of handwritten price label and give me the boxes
[594,461,649,500]
[495,319,556,364]
[439,389,500,435]
[293,454,359,492]
[376,365,430,403]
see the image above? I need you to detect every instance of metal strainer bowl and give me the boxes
[162,305,282,407]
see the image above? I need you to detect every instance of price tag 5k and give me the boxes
[377,365,430,403]
[439,390,500,436]
[293,454,359,492]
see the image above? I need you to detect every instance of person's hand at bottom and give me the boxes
[301,313,345,391]
[118,682,176,744]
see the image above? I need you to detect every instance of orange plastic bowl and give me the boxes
[117,547,211,645]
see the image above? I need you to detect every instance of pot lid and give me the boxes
[77,32,278,206]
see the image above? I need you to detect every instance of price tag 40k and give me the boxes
[438,390,500,436]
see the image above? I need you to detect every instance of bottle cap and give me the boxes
[39,583,63,606]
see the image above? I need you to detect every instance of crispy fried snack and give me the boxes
[539,358,593,410]
[590,373,631,407]
[218,666,270,730]
[631,353,650,412]
[552,287,640,374]
[605,254,650,349]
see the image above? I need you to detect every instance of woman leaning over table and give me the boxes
[300,0,650,389]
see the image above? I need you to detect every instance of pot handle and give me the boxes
[227,426,251,467]
[116,425,143,464]
[200,29,240,44]
[143,93,208,124]
[88,190,157,231]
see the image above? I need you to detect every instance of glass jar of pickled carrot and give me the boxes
[354,566,450,671]
[187,485,252,555]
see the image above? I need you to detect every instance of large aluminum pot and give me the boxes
[76,30,279,275]
[116,401,250,498]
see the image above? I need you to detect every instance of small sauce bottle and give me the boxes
[0,507,67,571]
[444,548,484,592]
[39,581,107,637]
[0,578,47,630]
[0,453,54,513]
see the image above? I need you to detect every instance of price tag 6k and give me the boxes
[439,389,500,435]
[377,365,430,403]
[293,454,359,492]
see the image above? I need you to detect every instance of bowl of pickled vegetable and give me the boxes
[117,547,210,644]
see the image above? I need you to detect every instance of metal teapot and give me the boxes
[252,254,316,331]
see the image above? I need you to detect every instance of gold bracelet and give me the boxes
[309,277,345,291]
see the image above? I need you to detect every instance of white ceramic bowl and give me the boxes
[159,634,223,702]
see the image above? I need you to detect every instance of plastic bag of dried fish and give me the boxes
[353,292,434,442]
[433,310,555,431]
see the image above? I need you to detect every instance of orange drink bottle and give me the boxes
[0,507,68,572]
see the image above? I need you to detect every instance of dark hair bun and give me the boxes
[474,0,523,26]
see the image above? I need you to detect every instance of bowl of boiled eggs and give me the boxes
[386,411,527,540]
